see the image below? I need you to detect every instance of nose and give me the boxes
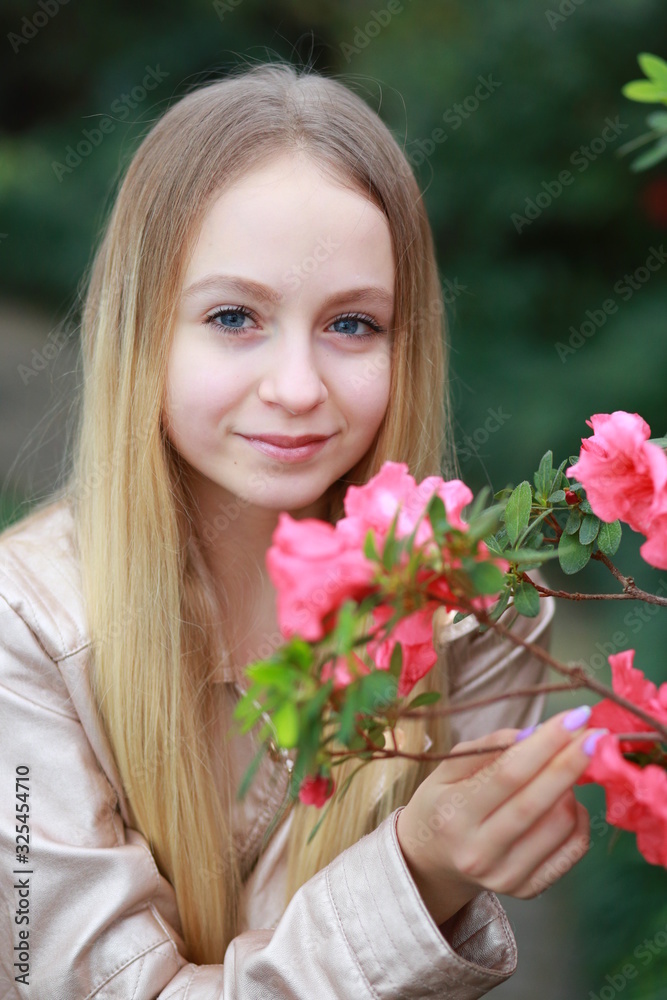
[257,333,328,414]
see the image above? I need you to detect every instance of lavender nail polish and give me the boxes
[583,729,609,756]
[515,725,538,742]
[562,705,592,731]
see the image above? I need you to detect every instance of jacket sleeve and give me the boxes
[440,593,556,746]
[0,596,517,999]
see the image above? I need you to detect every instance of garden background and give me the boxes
[1,1,666,995]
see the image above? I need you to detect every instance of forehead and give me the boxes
[185,152,395,292]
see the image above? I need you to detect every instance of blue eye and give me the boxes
[329,312,386,340]
[205,305,255,333]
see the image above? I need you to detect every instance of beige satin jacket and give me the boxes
[0,500,554,999]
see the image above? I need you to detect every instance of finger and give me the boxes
[511,800,590,899]
[431,728,521,784]
[473,790,581,889]
[481,725,600,836]
[464,705,596,822]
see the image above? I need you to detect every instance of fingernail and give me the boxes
[515,724,538,742]
[583,729,609,756]
[562,705,592,731]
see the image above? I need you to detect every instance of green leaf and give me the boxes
[534,451,553,498]
[358,670,398,715]
[271,701,300,748]
[516,507,553,547]
[564,508,583,534]
[304,683,331,723]
[630,136,667,172]
[464,485,492,523]
[550,459,570,494]
[467,561,507,595]
[646,111,667,131]
[513,581,541,618]
[483,533,505,556]
[389,641,403,678]
[579,499,594,514]
[504,545,558,565]
[286,639,314,671]
[381,508,401,570]
[558,531,593,575]
[487,587,511,622]
[598,519,622,557]
[333,601,358,652]
[494,526,509,547]
[579,513,601,545]
[548,489,566,504]
[406,690,442,710]
[233,705,264,735]
[466,505,504,543]
[338,688,361,745]
[638,53,667,89]
[622,80,667,103]
[505,481,532,546]
[363,529,380,562]
[236,741,269,801]
[427,494,450,541]
[244,662,293,690]
[364,724,387,749]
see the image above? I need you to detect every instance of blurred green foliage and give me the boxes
[620,52,667,171]
[1,1,667,994]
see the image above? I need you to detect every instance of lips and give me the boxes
[237,432,336,464]
[240,433,333,448]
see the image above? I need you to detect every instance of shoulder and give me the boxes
[0,498,90,663]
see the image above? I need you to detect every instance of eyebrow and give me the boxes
[181,274,394,311]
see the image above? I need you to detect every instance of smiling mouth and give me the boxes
[238,433,335,463]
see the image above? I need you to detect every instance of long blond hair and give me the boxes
[2,60,456,962]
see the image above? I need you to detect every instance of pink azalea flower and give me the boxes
[341,461,473,551]
[579,650,667,867]
[587,650,667,753]
[366,602,441,698]
[267,461,505,690]
[567,411,667,537]
[266,513,377,641]
[640,510,667,571]
[320,652,371,691]
[298,773,335,808]
[633,766,667,867]
[580,734,667,868]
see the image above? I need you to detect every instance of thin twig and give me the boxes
[521,572,667,607]
[397,682,583,720]
[329,731,666,765]
[328,740,514,762]
[473,610,667,741]
[615,733,665,742]
[593,550,631,586]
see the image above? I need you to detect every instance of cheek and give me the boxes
[347,349,392,429]
[162,357,241,449]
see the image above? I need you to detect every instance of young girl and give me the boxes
[0,61,598,998]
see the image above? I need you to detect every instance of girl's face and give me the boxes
[162,152,395,520]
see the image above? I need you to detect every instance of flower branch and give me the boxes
[232,409,667,864]
[520,571,667,607]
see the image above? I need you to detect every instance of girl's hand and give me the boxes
[395,707,602,926]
